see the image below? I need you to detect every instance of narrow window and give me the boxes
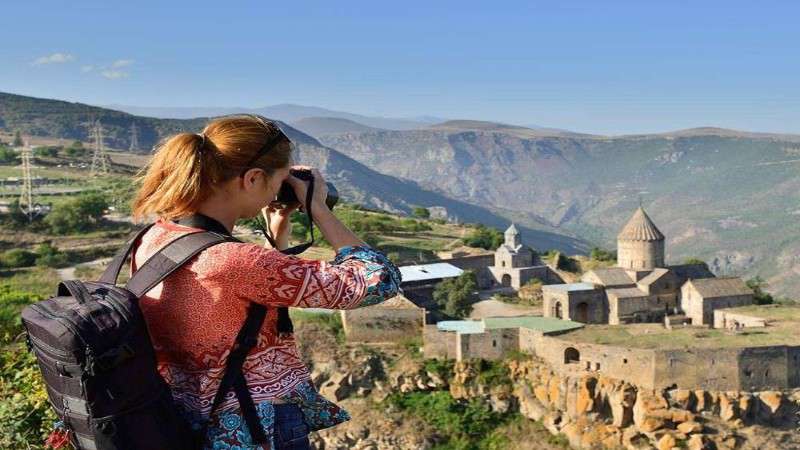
[492,340,497,348]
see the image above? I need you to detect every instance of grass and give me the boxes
[562,309,800,349]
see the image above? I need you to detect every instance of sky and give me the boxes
[1,0,798,135]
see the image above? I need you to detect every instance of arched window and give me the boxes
[564,347,580,364]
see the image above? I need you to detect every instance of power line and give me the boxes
[18,142,37,221]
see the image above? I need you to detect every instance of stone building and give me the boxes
[341,294,425,344]
[398,262,464,314]
[487,224,560,289]
[681,277,754,325]
[543,206,751,325]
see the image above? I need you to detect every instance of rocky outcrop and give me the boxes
[507,357,800,450]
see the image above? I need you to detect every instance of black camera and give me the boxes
[275,168,339,210]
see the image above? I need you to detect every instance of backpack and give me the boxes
[21,225,271,449]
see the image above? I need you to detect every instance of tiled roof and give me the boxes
[637,268,670,286]
[617,207,665,241]
[582,267,635,287]
[605,287,649,299]
[687,277,753,298]
[484,316,584,334]
[667,263,715,282]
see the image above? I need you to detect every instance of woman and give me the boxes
[130,115,401,449]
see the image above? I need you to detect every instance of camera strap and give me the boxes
[262,176,315,256]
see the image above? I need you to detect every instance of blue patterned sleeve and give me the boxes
[332,245,402,308]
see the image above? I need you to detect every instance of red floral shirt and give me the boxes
[131,220,401,439]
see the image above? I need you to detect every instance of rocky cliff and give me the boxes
[297,319,800,450]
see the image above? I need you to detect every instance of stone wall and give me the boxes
[440,254,496,289]
[617,238,664,271]
[423,325,457,359]
[341,306,425,344]
[456,328,519,360]
[609,293,676,325]
[714,310,767,329]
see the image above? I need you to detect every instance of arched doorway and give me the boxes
[564,347,580,364]
[501,274,512,287]
[576,302,589,323]
[554,301,563,319]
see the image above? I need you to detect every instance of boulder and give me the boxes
[719,393,739,422]
[677,421,703,434]
[758,391,784,417]
[656,433,677,450]
[633,390,669,432]
[686,434,713,450]
[668,389,695,410]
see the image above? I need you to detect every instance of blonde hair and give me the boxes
[132,115,292,221]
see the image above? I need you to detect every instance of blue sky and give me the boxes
[1,0,798,134]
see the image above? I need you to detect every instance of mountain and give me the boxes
[318,127,800,297]
[0,91,589,254]
[430,120,594,138]
[105,103,439,130]
[289,117,383,138]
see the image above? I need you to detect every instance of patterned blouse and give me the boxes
[132,220,402,449]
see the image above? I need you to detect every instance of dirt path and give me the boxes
[57,257,113,281]
[469,299,541,319]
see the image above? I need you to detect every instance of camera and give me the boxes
[275,168,339,210]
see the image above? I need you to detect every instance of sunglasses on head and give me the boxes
[239,128,292,178]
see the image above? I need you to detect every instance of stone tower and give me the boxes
[504,223,521,248]
[617,207,665,270]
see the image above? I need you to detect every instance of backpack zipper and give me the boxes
[28,333,77,360]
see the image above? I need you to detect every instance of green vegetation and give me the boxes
[33,146,58,159]
[289,310,345,344]
[746,276,775,305]
[0,345,55,450]
[472,359,511,387]
[684,257,706,266]
[12,130,23,147]
[413,206,430,218]
[462,224,503,250]
[385,391,514,450]
[43,192,108,234]
[589,247,616,262]
[0,145,17,164]
[0,249,37,269]
[433,271,479,318]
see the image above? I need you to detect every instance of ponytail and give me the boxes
[132,115,293,222]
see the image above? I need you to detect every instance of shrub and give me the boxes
[34,243,69,268]
[0,249,37,269]
[590,247,616,262]
[44,192,108,234]
[746,276,774,305]
[0,345,57,449]
[433,271,479,318]
[0,286,42,342]
[684,257,706,266]
[412,206,430,219]
[0,145,18,164]
[33,146,58,159]
[462,225,503,250]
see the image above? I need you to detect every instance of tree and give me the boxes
[0,145,18,164]
[746,276,774,305]
[0,249,37,268]
[590,247,616,262]
[44,192,108,234]
[412,206,430,219]
[432,271,479,318]
[13,130,23,147]
[462,224,504,250]
[684,257,706,266]
[33,146,58,159]
[35,242,69,268]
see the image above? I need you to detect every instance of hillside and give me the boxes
[290,116,383,137]
[0,91,589,254]
[319,128,800,297]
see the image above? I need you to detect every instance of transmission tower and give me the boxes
[18,142,38,221]
[89,120,111,176]
[129,122,140,151]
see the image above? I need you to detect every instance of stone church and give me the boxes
[488,224,560,289]
[543,207,754,325]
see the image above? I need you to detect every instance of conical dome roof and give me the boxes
[617,207,664,241]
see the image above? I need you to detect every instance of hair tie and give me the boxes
[196,133,207,151]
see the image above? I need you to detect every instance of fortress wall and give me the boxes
[457,328,519,361]
[529,336,657,388]
[654,348,742,390]
[713,310,767,329]
[440,254,495,271]
[342,306,424,344]
[423,325,457,359]
[789,346,800,387]
[738,346,790,390]
[699,295,754,325]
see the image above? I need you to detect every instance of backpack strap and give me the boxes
[124,231,232,298]
[203,303,269,444]
[99,224,155,285]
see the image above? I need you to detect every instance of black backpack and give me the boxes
[21,224,272,449]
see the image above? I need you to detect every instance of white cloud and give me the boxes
[100,69,129,79]
[81,65,94,73]
[32,53,75,65]
[110,59,134,68]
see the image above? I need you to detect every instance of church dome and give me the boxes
[617,207,664,241]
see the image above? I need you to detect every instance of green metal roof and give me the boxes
[483,316,584,334]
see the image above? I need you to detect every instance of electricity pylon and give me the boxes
[129,122,140,151]
[89,120,111,176]
[18,142,38,221]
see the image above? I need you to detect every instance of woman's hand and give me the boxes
[262,202,299,250]
[284,165,330,217]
